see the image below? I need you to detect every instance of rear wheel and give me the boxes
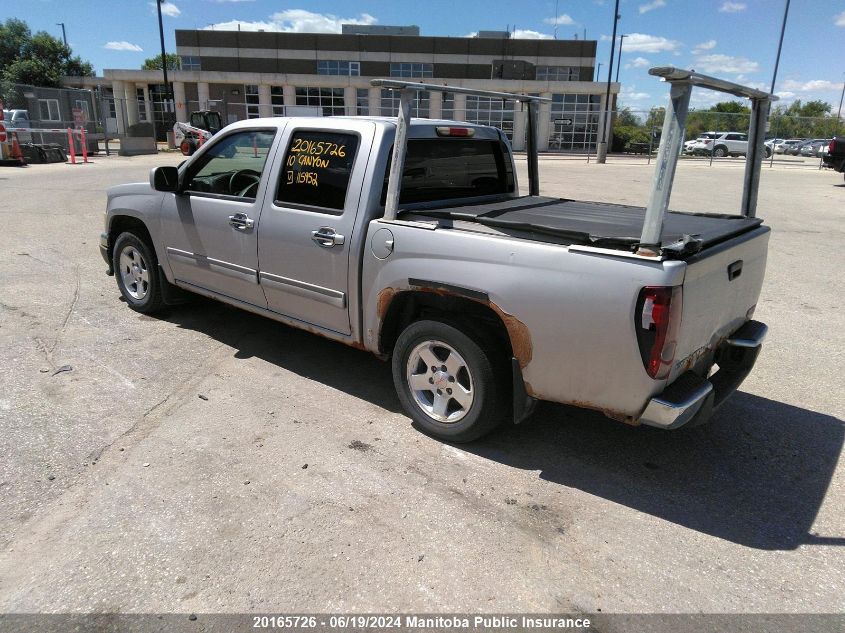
[392,320,509,443]
[180,140,195,156]
[713,146,728,158]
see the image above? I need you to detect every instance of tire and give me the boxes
[112,231,166,314]
[713,146,728,158]
[765,146,772,158]
[392,319,509,443]
[180,140,194,156]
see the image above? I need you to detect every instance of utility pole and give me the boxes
[157,0,173,124]
[56,23,67,47]
[615,34,626,83]
[596,0,620,164]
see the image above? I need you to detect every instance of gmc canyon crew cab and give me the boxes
[100,68,773,442]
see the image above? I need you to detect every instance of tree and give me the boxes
[0,18,93,101]
[142,53,181,71]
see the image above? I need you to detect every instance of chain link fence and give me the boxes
[610,108,843,169]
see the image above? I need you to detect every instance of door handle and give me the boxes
[228,213,255,231]
[311,227,345,248]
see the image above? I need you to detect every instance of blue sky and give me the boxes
[11,0,845,111]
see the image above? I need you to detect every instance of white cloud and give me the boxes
[639,0,666,15]
[210,0,255,3]
[104,41,143,52]
[692,39,716,54]
[775,91,795,100]
[620,86,652,101]
[781,79,842,92]
[543,14,575,26]
[719,2,746,12]
[150,1,181,17]
[205,10,376,33]
[625,56,651,69]
[512,29,553,39]
[693,53,758,75]
[836,11,845,26]
[604,32,680,53]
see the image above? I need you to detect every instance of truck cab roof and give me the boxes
[221,116,505,139]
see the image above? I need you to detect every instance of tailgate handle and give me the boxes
[727,260,743,281]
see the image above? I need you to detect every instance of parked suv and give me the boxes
[689,131,771,158]
[1,109,32,143]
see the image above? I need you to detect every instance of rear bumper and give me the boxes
[639,320,767,430]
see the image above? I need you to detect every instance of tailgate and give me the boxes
[670,226,770,381]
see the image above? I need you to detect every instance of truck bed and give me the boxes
[410,196,763,258]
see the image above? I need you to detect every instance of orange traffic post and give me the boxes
[11,132,25,165]
[80,128,89,163]
[66,128,77,164]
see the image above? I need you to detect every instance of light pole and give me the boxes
[56,23,67,47]
[596,0,621,164]
[837,74,845,135]
[156,0,173,126]
[595,62,602,82]
[768,0,790,167]
[615,34,626,83]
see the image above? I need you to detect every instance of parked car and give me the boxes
[1,109,32,143]
[689,131,772,158]
[799,139,831,157]
[99,80,771,441]
[786,139,822,156]
[822,137,845,179]
[774,138,805,154]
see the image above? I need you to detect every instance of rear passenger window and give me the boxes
[275,131,359,212]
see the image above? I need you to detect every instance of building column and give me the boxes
[538,92,552,151]
[428,91,443,120]
[140,84,152,122]
[343,86,357,116]
[368,87,381,116]
[111,80,126,134]
[453,93,467,122]
[258,84,272,118]
[173,81,187,123]
[197,82,210,110]
[283,85,297,112]
[512,105,527,151]
[123,82,139,127]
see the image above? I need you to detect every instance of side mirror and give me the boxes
[150,166,180,192]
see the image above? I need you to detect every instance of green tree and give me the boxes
[0,18,93,101]
[142,53,181,71]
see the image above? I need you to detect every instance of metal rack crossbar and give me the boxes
[372,79,550,221]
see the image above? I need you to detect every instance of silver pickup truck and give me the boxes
[100,68,773,442]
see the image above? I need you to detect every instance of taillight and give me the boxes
[635,286,683,380]
[830,140,836,154]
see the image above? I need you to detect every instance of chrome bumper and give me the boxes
[639,320,768,430]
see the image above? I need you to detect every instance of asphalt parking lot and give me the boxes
[0,152,843,617]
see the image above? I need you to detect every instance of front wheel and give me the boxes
[392,320,509,443]
[112,232,166,314]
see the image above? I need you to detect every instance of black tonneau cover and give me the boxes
[411,196,763,258]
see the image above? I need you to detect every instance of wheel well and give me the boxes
[108,216,152,259]
[379,290,514,360]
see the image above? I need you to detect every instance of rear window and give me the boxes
[382,139,515,206]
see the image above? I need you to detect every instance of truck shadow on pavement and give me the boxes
[162,299,843,552]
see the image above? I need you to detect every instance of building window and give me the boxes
[295,87,346,117]
[441,93,454,120]
[245,84,260,119]
[548,93,601,152]
[380,89,429,118]
[271,86,284,116]
[180,56,200,71]
[38,99,61,122]
[317,60,360,76]
[536,66,579,81]
[135,88,146,120]
[389,63,433,78]
[356,89,369,115]
[74,99,91,123]
[464,96,515,139]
